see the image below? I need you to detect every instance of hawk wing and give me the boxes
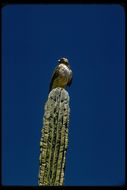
[67,70,73,87]
[49,65,60,93]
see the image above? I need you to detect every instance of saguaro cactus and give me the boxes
[38,87,70,186]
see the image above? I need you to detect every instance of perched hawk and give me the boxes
[49,58,73,92]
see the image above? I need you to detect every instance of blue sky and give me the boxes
[2,4,125,186]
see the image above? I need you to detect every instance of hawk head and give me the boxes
[58,58,70,67]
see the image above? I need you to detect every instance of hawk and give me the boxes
[49,58,73,92]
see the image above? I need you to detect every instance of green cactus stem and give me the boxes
[38,88,70,186]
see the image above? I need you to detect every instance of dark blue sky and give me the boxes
[2,4,125,186]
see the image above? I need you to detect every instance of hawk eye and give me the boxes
[61,58,64,62]
[58,58,63,63]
